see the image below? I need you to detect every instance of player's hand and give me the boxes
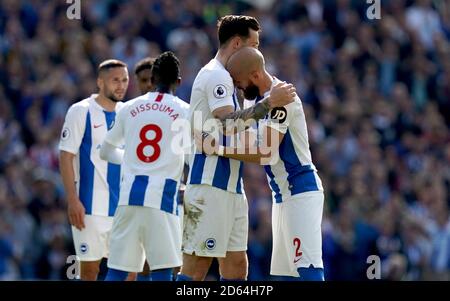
[194,130,218,155]
[67,196,86,231]
[268,82,296,108]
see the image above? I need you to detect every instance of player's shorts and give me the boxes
[178,203,184,233]
[182,184,248,257]
[107,205,182,272]
[177,203,184,259]
[270,191,324,277]
[71,214,113,261]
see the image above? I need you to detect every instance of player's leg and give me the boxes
[106,206,146,280]
[217,251,248,280]
[284,192,325,281]
[180,184,234,281]
[144,207,182,281]
[79,260,101,281]
[126,272,138,281]
[270,202,297,278]
[172,200,183,279]
[179,254,213,281]
[97,213,138,281]
[71,215,112,280]
[217,195,249,280]
[136,262,152,281]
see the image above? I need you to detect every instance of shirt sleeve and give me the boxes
[205,70,235,112]
[58,104,87,155]
[264,101,296,134]
[104,107,125,147]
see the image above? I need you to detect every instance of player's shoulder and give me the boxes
[66,96,92,116]
[171,96,190,110]
[115,100,127,111]
[271,78,303,109]
[195,59,232,84]
[121,94,144,108]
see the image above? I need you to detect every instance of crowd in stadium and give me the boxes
[0,0,449,280]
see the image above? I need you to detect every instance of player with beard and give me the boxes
[59,59,130,280]
[199,48,325,280]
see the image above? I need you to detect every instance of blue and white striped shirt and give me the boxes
[246,79,323,203]
[59,94,124,216]
[187,58,244,194]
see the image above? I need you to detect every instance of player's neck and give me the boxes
[155,85,172,95]
[95,94,117,112]
[215,49,229,68]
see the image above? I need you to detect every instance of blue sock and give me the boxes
[105,268,129,281]
[297,265,324,281]
[137,273,152,281]
[176,273,193,281]
[220,277,245,281]
[151,268,173,281]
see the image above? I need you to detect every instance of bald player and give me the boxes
[198,47,325,281]
[180,15,296,282]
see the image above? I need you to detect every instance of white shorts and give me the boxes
[182,184,248,257]
[271,191,324,277]
[107,206,182,272]
[71,215,113,261]
[178,203,184,234]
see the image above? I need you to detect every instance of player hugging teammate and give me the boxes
[60,15,325,282]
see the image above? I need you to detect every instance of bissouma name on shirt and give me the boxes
[130,102,179,121]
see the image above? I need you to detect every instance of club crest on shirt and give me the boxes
[80,243,89,254]
[213,84,227,99]
[205,238,216,250]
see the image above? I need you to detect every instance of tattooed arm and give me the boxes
[195,126,284,165]
[213,82,296,135]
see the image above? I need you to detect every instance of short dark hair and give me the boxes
[151,51,180,87]
[217,15,260,47]
[134,57,156,75]
[98,59,127,74]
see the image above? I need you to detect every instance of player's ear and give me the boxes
[250,70,259,81]
[97,77,103,90]
[232,36,241,50]
[176,77,181,86]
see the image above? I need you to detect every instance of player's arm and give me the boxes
[59,105,86,231]
[212,82,296,135]
[59,150,86,230]
[198,103,293,164]
[196,126,284,165]
[100,109,125,164]
[99,142,124,164]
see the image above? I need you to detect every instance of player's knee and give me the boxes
[180,255,212,281]
[192,259,213,280]
[220,255,248,280]
[80,262,100,281]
